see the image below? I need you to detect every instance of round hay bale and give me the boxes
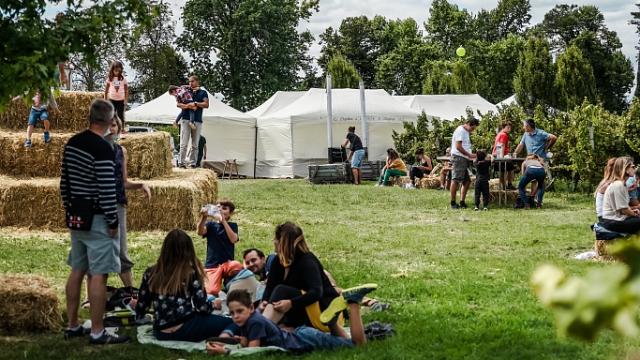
[0,91,103,132]
[0,130,172,179]
[595,239,622,260]
[419,176,441,189]
[0,274,61,332]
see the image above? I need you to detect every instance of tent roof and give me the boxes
[126,89,255,125]
[398,94,497,121]
[261,88,420,123]
[247,91,306,118]
[497,94,517,107]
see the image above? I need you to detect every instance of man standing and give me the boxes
[341,126,365,185]
[177,75,209,168]
[492,121,515,190]
[196,135,207,168]
[61,99,128,344]
[450,118,479,209]
[513,119,557,161]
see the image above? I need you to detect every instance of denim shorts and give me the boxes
[68,215,120,275]
[293,326,353,351]
[351,149,366,169]
[28,108,49,126]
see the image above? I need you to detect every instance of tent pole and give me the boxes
[253,125,258,178]
[359,80,368,155]
[326,75,333,162]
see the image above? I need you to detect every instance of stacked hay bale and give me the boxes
[419,176,441,189]
[0,274,61,332]
[0,91,217,231]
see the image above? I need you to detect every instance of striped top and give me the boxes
[60,130,119,229]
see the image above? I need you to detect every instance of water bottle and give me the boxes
[496,144,503,159]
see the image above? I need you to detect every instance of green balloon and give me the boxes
[456,47,466,57]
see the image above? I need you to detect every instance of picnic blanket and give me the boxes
[136,325,286,356]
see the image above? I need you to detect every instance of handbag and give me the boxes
[63,166,95,231]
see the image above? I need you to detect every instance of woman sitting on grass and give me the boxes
[260,222,339,333]
[376,148,407,187]
[133,229,232,342]
[595,158,616,222]
[601,157,640,234]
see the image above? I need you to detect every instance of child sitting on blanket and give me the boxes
[168,85,197,130]
[206,286,376,355]
[198,198,243,296]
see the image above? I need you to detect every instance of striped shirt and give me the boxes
[60,130,119,229]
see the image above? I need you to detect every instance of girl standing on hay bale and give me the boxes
[104,60,128,130]
[106,115,151,287]
[134,229,233,342]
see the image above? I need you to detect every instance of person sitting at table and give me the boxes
[600,157,640,234]
[516,154,545,209]
[491,121,515,190]
[376,148,407,187]
[410,148,433,186]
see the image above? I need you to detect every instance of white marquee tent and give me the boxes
[396,94,497,121]
[247,91,306,118]
[497,94,517,108]
[256,88,420,178]
[126,90,257,176]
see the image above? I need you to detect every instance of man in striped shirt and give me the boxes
[61,99,129,344]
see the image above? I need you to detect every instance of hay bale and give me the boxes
[394,176,412,187]
[0,130,172,179]
[0,91,103,132]
[0,169,217,231]
[594,239,623,260]
[419,176,441,189]
[0,274,61,332]
[489,189,519,203]
[489,179,502,191]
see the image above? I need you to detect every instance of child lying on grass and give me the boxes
[206,284,377,355]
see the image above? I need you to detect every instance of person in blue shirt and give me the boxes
[513,119,557,161]
[176,75,209,168]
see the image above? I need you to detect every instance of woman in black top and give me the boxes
[261,222,339,331]
[410,148,433,186]
[134,229,232,342]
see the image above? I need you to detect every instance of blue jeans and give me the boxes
[154,313,233,342]
[350,149,365,168]
[293,326,353,351]
[519,167,545,205]
[28,108,49,126]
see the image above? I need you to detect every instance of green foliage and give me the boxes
[554,45,596,111]
[422,60,477,95]
[127,2,188,100]
[631,3,640,99]
[178,0,318,110]
[470,104,526,152]
[425,0,473,54]
[474,0,531,42]
[0,0,152,109]
[513,37,555,113]
[623,99,640,157]
[532,236,640,341]
[391,112,459,162]
[326,54,360,88]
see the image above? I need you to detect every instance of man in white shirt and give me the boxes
[450,118,479,209]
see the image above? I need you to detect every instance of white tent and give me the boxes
[247,91,306,118]
[397,94,497,121]
[126,90,257,176]
[256,88,420,178]
[497,94,517,108]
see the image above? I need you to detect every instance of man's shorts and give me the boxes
[451,155,471,183]
[493,161,515,172]
[350,149,366,169]
[68,215,120,275]
[28,108,48,126]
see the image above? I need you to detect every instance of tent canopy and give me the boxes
[256,88,420,178]
[497,94,517,108]
[397,94,497,121]
[247,91,306,118]
[126,89,257,177]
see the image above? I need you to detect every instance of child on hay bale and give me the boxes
[474,150,490,211]
[22,90,53,148]
[168,84,197,131]
[206,286,376,355]
[198,199,243,296]
[104,60,129,130]
[376,148,407,187]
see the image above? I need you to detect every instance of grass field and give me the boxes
[0,179,638,359]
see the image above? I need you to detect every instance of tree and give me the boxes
[423,61,457,94]
[326,54,360,88]
[513,37,555,113]
[474,0,531,42]
[451,60,477,94]
[425,0,473,54]
[127,2,188,100]
[554,45,596,111]
[375,39,441,95]
[0,0,151,109]
[68,29,125,92]
[179,0,318,111]
[631,3,640,98]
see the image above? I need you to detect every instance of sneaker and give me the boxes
[474,207,479,211]
[64,325,88,340]
[44,131,51,143]
[459,201,468,209]
[89,330,130,345]
[341,283,378,304]
[24,139,32,148]
[483,207,489,211]
[451,202,459,209]
[320,296,347,325]
[189,122,197,131]
[369,301,390,312]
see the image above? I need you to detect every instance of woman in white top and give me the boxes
[601,157,640,234]
[594,158,616,221]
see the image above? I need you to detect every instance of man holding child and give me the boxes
[176,75,209,168]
